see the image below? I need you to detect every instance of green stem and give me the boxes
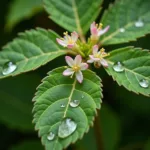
[94,111,104,150]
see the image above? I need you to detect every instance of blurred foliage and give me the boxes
[0,0,150,150]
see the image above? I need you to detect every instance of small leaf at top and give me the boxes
[100,0,150,45]
[0,28,66,79]
[33,67,102,150]
[44,0,103,35]
[6,0,43,30]
[105,47,150,97]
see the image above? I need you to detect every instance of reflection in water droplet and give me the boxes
[113,62,125,72]
[139,79,149,88]
[81,95,84,98]
[70,100,80,108]
[58,118,77,138]
[135,19,144,27]
[2,61,17,75]
[120,28,125,33]
[60,104,65,108]
[47,132,55,141]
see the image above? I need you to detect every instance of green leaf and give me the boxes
[0,73,41,131]
[6,0,43,30]
[10,140,43,150]
[101,0,150,45]
[0,28,66,79]
[101,104,121,150]
[33,67,102,150]
[105,47,150,96]
[44,0,103,35]
[0,90,33,131]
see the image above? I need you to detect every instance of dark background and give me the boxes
[0,0,150,150]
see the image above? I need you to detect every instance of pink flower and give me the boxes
[56,31,78,49]
[90,22,110,40]
[63,55,88,83]
[87,45,109,68]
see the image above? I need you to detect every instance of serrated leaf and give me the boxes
[105,47,150,97]
[101,0,150,45]
[33,67,102,150]
[0,28,66,79]
[44,0,103,35]
[6,0,43,30]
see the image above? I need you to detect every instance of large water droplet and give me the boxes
[70,100,80,108]
[135,19,144,27]
[60,104,65,108]
[139,79,149,88]
[47,132,55,141]
[119,28,125,33]
[113,62,125,72]
[58,118,77,138]
[2,61,17,75]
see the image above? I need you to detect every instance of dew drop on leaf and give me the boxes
[70,100,80,108]
[119,28,125,33]
[60,104,65,108]
[47,132,55,141]
[58,118,77,138]
[139,79,149,88]
[81,95,84,98]
[113,62,125,72]
[135,19,144,27]
[2,61,17,75]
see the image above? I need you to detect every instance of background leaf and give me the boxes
[6,0,43,30]
[10,140,43,150]
[44,0,103,35]
[101,0,150,45]
[0,73,41,131]
[0,28,66,79]
[105,47,150,96]
[33,67,102,150]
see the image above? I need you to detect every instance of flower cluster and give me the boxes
[56,22,110,83]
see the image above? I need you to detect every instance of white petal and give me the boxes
[93,45,98,54]
[67,44,74,49]
[76,71,83,83]
[75,55,82,66]
[65,56,75,67]
[98,25,110,36]
[80,63,88,70]
[63,68,74,76]
[71,31,78,42]
[100,59,108,67]
[87,59,94,63]
[56,38,67,47]
[90,22,98,36]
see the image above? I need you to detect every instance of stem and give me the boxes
[94,111,104,150]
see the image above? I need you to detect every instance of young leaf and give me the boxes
[0,28,66,79]
[101,0,150,45]
[6,0,43,30]
[105,47,150,97]
[44,0,103,35]
[33,67,102,150]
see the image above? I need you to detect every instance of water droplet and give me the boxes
[58,118,77,138]
[47,132,55,141]
[2,61,17,75]
[70,100,80,108]
[135,19,144,27]
[119,28,125,33]
[60,104,65,108]
[81,95,84,98]
[113,62,125,72]
[139,79,149,88]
